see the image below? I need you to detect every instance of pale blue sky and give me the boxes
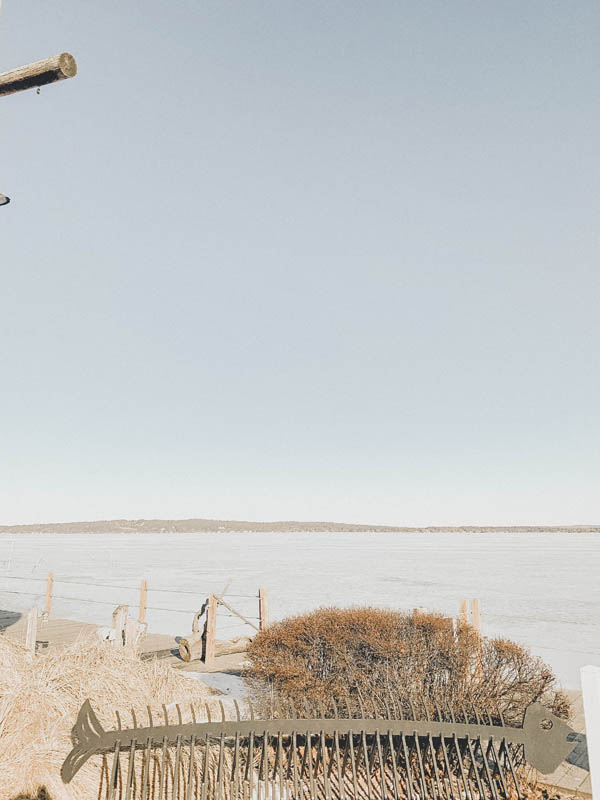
[1,1,599,526]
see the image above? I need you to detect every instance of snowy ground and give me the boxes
[0,530,597,689]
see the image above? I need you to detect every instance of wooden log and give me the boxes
[180,633,251,662]
[138,579,148,625]
[44,571,54,618]
[0,53,77,98]
[179,631,204,662]
[25,607,37,656]
[215,636,251,656]
[203,594,217,667]
[258,587,269,630]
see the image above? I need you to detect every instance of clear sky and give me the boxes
[1,1,599,526]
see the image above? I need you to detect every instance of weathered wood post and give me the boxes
[44,571,54,618]
[458,599,469,626]
[25,608,37,656]
[465,598,483,678]
[203,594,217,667]
[258,587,269,630]
[112,605,129,649]
[138,579,148,625]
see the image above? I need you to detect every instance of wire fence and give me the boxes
[0,572,265,646]
[3,573,597,663]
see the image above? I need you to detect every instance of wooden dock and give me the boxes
[0,611,248,674]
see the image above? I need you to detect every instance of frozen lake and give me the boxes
[0,531,598,688]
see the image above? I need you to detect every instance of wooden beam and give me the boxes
[0,52,77,98]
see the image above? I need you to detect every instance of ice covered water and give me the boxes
[0,531,598,688]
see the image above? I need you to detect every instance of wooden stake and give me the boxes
[458,599,469,626]
[25,608,37,656]
[138,579,148,625]
[203,594,217,667]
[258,587,269,631]
[44,571,54,617]
[0,53,77,98]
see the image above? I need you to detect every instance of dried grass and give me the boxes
[0,634,213,800]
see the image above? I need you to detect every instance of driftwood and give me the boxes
[192,599,210,634]
[109,605,146,654]
[215,635,251,656]
[0,52,77,98]
[124,618,146,654]
[179,634,251,663]
[182,592,260,664]
[179,631,203,662]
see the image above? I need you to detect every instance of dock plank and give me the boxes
[0,614,246,673]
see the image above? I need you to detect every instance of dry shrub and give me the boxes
[247,607,569,724]
[0,634,214,800]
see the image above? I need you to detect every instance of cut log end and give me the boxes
[179,632,204,663]
[58,52,77,79]
[179,639,192,662]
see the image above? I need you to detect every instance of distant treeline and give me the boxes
[0,519,598,534]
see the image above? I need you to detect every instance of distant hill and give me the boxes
[0,519,598,534]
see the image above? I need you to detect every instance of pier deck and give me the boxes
[0,611,247,673]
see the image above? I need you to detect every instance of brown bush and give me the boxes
[247,607,568,724]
